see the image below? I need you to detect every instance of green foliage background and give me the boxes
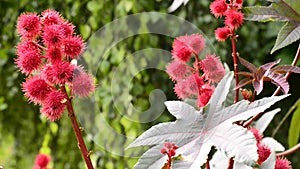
[0,0,299,168]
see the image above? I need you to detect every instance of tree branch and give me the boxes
[276,143,300,157]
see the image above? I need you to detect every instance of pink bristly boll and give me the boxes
[185,73,204,95]
[197,84,214,108]
[17,12,41,39]
[174,80,191,99]
[71,67,95,97]
[275,157,292,169]
[22,76,52,104]
[210,0,228,18]
[60,20,75,38]
[235,0,243,9]
[257,144,271,165]
[200,54,225,83]
[62,35,85,59]
[16,40,40,56]
[41,89,66,121]
[41,9,63,26]
[171,45,192,62]
[166,59,191,81]
[15,51,42,75]
[45,46,63,63]
[42,62,75,85]
[173,34,205,57]
[187,34,205,54]
[43,24,64,47]
[34,154,51,168]
[225,10,244,29]
[215,27,231,41]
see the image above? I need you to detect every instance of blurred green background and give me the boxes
[0,0,299,168]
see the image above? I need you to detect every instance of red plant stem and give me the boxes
[167,155,172,169]
[61,86,94,169]
[227,158,234,169]
[194,53,201,73]
[243,43,300,128]
[206,159,210,169]
[231,35,239,103]
[276,143,300,157]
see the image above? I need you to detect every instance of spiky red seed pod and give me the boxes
[215,27,231,41]
[42,62,75,85]
[34,154,51,168]
[22,76,52,104]
[16,40,40,56]
[172,45,192,62]
[172,34,205,62]
[275,157,292,169]
[174,81,188,99]
[197,84,214,108]
[41,90,66,121]
[225,10,244,29]
[62,36,85,59]
[45,46,63,63]
[187,34,205,54]
[15,51,42,75]
[71,67,95,97]
[17,12,41,39]
[166,59,191,82]
[60,20,75,38]
[257,144,271,165]
[210,0,228,18]
[43,24,64,47]
[41,9,63,26]
[200,54,225,83]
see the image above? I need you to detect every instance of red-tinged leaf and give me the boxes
[268,72,289,94]
[260,59,280,74]
[272,65,300,74]
[237,71,253,77]
[238,57,257,74]
[253,79,264,94]
[235,78,252,90]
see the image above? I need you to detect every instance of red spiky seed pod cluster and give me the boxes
[16,9,95,121]
[210,0,244,41]
[166,34,225,108]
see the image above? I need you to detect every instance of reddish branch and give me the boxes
[231,35,239,103]
[61,86,94,169]
[276,143,300,157]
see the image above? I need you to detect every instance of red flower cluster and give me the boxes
[166,34,225,108]
[16,9,95,121]
[160,142,178,167]
[249,127,291,168]
[210,0,244,41]
[33,153,51,169]
[275,157,292,169]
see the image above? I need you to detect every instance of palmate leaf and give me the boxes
[244,0,300,53]
[128,72,288,169]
